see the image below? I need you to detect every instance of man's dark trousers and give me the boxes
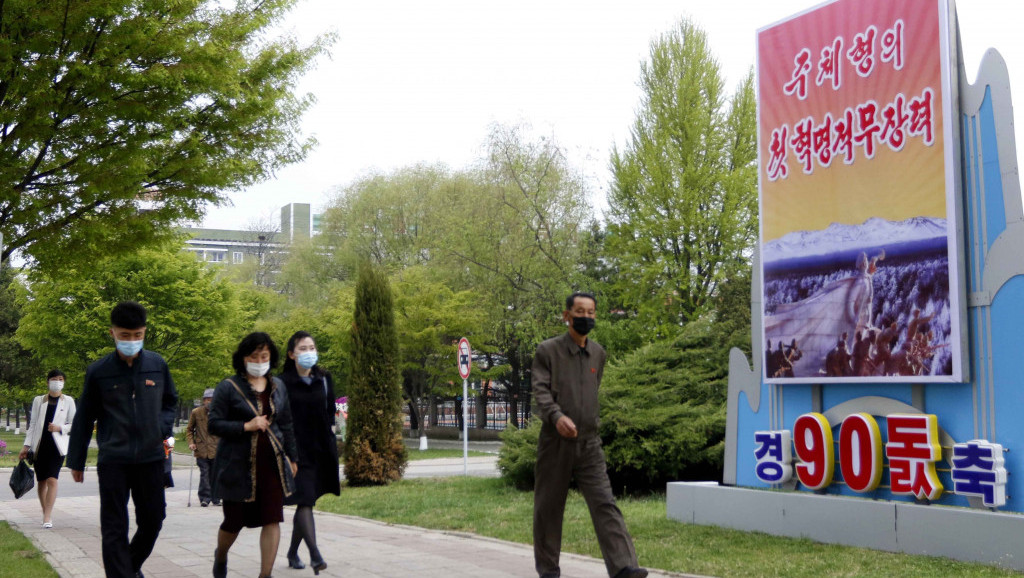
[97,461,166,578]
[534,433,638,577]
[196,457,215,504]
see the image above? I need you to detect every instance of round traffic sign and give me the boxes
[457,338,472,379]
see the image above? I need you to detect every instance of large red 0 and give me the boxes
[794,412,835,490]
[839,413,884,492]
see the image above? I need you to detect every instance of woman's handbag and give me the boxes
[9,460,35,499]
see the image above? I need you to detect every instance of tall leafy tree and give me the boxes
[343,262,407,485]
[0,264,41,420]
[16,240,261,401]
[606,19,757,340]
[392,266,484,436]
[0,0,332,269]
[319,163,448,274]
[427,124,594,426]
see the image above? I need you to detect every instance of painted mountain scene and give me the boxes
[762,217,954,381]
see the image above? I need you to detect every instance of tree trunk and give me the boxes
[407,399,420,436]
[476,383,487,430]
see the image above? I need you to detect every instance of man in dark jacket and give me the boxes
[67,301,179,578]
[187,388,220,506]
[531,292,647,578]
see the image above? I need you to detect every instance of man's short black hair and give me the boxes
[231,332,279,376]
[565,292,597,310]
[46,369,65,380]
[111,301,147,329]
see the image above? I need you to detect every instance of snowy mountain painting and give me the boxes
[762,216,953,381]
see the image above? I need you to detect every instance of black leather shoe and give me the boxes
[287,553,305,569]
[213,549,227,578]
[310,558,327,575]
[613,568,648,578]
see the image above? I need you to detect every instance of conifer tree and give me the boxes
[343,262,407,485]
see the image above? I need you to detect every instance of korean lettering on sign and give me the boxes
[753,413,1009,507]
[765,18,934,182]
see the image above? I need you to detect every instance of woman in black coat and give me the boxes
[281,331,340,574]
[209,332,299,578]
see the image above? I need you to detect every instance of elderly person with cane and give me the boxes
[186,388,220,506]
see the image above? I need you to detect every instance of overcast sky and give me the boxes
[198,0,1024,230]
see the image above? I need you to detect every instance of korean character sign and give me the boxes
[757,0,967,384]
[754,430,793,484]
[951,440,1007,507]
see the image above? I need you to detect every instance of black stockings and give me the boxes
[287,506,321,563]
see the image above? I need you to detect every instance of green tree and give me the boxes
[0,264,42,421]
[599,315,739,492]
[343,262,407,485]
[427,124,593,426]
[319,164,449,274]
[16,240,260,401]
[0,0,332,269]
[606,18,757,340]
[392,266,484,436]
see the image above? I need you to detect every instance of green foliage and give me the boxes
[606,18,758,341]
[343,262,407,485]
[426,124,593,426]
[15,240,259,400]
[320,164,448,273]
[599,316,737,492]
[392,266,485,431]
[496,418,541,490]
[0,0,333,270]
[0,264,41,407]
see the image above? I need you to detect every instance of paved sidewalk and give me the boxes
[0,485,695,578]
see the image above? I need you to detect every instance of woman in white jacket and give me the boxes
[19,370,76,528]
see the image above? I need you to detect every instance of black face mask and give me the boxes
[571,316,595,335]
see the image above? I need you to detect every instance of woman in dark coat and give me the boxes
[209,332,299,578]
[281,331,340,574]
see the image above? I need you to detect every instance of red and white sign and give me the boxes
[757,0,965,383]
[457,338,472,379]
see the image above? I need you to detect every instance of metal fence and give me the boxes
[403,389,532,431]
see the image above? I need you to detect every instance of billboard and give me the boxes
[757,0,965,383]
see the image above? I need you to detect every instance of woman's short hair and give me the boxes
[231,332,279,376]
[46,369,65,380]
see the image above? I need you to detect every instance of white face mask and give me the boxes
[48,380,64,393]
[246,361,270,377]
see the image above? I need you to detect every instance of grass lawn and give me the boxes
[0,430,98,469]
[0,522,58,578]
[317,477,1017,578]
[406,448,491,461]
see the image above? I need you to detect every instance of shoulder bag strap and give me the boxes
[225,377,289,458]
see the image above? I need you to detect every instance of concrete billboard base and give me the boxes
[666,482,1024,571]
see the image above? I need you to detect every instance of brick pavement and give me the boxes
[0,484,696,578]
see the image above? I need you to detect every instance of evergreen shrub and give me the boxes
[599,316,731,493]
[497,418,541,490]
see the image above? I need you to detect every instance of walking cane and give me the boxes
[187,451,196,507]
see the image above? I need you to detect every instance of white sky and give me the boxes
[199,0,1024,230]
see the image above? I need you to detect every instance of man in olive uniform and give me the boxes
[186,388,220,506]
[531,292,647,578]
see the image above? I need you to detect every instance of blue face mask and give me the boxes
[115,339,144,358]
[296,351,318,369]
